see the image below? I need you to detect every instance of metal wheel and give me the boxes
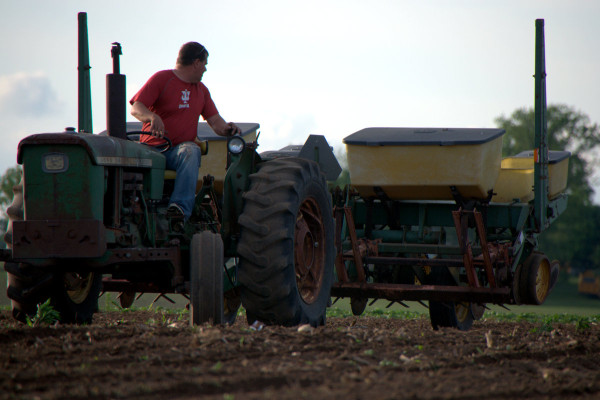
[535,259,551,302]
[294,197,327,305]
[518,252,551,305]
[64,273,94,304]
[51,272,102,324]
[455,302,475,329]
[428,267,474,331]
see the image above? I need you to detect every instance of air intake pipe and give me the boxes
[106,42,126,139]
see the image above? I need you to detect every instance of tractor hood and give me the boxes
[17,132,165,170]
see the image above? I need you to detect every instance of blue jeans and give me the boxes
[163,142,202,218]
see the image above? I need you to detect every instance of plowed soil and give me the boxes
[1,309,599,400]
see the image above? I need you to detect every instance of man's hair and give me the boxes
[177,42,209,66]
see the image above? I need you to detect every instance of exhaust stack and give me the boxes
[106,42,126,139]
[77,12,92,133]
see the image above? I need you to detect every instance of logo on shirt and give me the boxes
[179,89,190,109]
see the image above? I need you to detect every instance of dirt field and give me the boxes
[1,309,599,400]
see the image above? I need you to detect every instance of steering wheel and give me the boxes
[126,131,172,153]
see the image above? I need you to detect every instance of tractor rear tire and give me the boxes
[189,231,224,325]
[3,172,51,323]
[5,262,53,323]
[237,157,334,327]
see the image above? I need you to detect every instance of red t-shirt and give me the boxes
[129,70,219,146]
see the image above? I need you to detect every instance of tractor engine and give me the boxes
[12,132,166,264]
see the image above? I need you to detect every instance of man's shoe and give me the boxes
[167,203,184,218]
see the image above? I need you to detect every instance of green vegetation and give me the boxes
[26,298,60,327]
[326,305,427,320]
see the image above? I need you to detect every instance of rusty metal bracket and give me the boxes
[167,239,184,288]
[452,208,498,289]
[331,281,511,304]
[334,207,349,282]
[334,206,367,283]
[473,210,496,288]
[345,207,365,282]
[452,209,480,288]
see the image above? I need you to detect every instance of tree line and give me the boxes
[496,104,600,272]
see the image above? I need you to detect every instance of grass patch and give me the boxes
[483,310,600,327]
[328,304,599,328]
[3,268,598,327]
[327,306,426,320]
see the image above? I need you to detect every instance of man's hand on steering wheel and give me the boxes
[226,122,241,136]
[149,113,167,137]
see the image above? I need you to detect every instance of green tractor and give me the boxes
[3,13,341,327]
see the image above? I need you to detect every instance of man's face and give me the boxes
[194,58,208,82]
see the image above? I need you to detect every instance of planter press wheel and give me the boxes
[119,291,136,309]
[237,157,334,327]
[189,231,224,325]
[350,297,368,316]
[428,266,475,331]
[518,252,551,305]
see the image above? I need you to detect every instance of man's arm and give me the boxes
[206,114,241,137]
[130,101,166,137]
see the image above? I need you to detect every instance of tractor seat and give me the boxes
[164,139,209,180]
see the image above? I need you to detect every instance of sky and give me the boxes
[1,1,599,197]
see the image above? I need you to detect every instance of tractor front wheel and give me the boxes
[189,231,224,325]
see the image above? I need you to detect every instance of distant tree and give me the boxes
[332,147,350,188]
[496,104,600,205]
[0,166,22,246]
[495,104,600,271]
[0,166,22,213]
